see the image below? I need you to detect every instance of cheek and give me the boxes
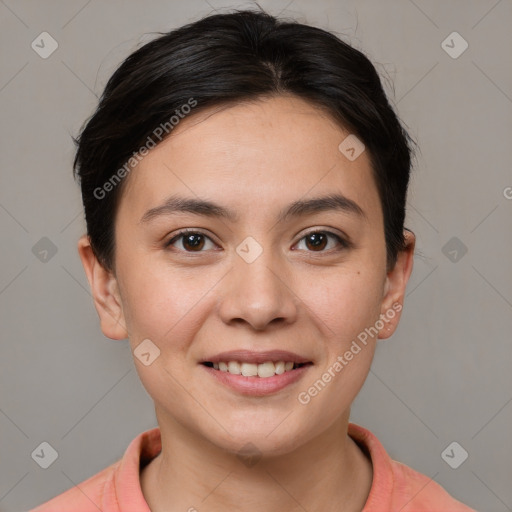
[118,263,216,352]
[119,268,214,412]
[292,271,382,429]
[296,266,384,344]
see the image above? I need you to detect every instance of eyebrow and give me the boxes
[140,193,367,224]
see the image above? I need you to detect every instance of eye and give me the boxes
[165,229,350,254]
[294,230,349,252]
[165,230,217,252]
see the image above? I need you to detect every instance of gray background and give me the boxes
[1,0,511,510]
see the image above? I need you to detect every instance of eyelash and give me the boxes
[165,228,351,254]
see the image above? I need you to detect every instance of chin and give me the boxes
[204,416,308,458]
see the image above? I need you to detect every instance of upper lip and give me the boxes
[201,350,312,365]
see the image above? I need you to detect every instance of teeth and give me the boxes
[211,360,303,378]
[241,363,258,376]
[228,361,240,374]
[257,361,275,378]
[274,361,285,375]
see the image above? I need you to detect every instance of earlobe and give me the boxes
[378,229,415,339]
[77,235,128,340]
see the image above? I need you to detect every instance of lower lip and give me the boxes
[201,364,311,396]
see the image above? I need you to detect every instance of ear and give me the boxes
[378,229,415,339]
[77,234,128,340]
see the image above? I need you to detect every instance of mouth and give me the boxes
[201,360,312,378]
[199,350,313,395]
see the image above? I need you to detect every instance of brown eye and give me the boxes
[305,232,328,251]
[166,231,216,252]
[295,231,348,252]
[181,233,205,251]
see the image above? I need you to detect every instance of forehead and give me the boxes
[118,95,382,226]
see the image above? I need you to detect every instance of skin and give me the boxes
[78,94,415,512]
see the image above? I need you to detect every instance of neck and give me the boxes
[141,411,372,512]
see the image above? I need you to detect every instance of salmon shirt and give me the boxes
[30,423,477,511]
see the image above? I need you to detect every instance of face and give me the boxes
[79,94,414,456]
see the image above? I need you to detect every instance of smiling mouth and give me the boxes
[201,361,312,378]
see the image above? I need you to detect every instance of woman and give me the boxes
[32,8,476,512]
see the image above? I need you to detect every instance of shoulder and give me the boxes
[389,459,477,511]
[29,461,119,512]
[29,427,160,512]
[348,423,477,512]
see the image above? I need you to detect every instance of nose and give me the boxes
[218,249,299,331]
